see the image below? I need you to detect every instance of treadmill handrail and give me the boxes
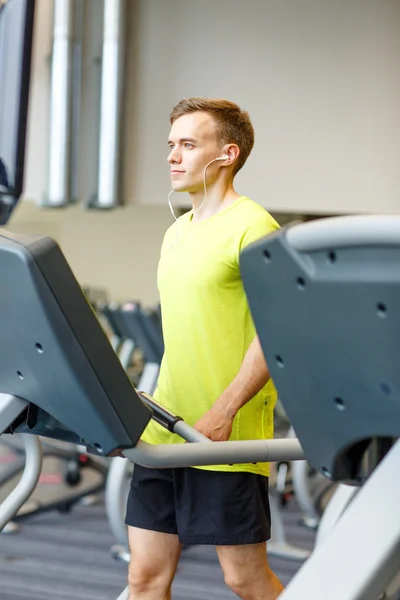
[0,434,42,532]
[124,438,304,468]
[286,215,400,252]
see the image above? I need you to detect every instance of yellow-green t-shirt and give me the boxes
[141,196,280,476]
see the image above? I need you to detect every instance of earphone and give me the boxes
[168,154,229,246]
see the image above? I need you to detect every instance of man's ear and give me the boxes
[222,144,240,166]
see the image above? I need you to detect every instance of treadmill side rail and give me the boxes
[124,438,305,468]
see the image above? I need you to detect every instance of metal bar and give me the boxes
[124,438,305,468]
[0,435,42,532]
[173,421,210,443]
[105,456,130,546]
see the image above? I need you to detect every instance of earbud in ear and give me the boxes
[214,154,229,161]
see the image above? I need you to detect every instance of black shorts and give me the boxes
[125,465,271,546]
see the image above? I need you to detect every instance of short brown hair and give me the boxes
[170,97,254,174]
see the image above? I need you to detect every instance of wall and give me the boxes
[122,0,400,214]
[23,0,400,214]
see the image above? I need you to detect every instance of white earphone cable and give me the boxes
[167,155,228,247]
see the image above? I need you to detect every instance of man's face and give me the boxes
[168,112,223,193]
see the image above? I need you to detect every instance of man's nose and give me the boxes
[168,148,182,164]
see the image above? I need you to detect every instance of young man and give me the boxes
[125,98,282,600]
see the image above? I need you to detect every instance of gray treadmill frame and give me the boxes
[239,214,400,600]
[240,214,400,483]
[280,440,400,600]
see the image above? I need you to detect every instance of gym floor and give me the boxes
[0,493,315,600]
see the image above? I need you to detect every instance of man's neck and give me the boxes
[190,183,240,223]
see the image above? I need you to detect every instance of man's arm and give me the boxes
[194,336,271,441]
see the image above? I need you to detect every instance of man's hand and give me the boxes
[193,404,235,442]
[108,449,125,458]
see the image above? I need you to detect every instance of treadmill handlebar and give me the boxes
[124,438,305,468]
[138,391,184,434]
[286,215,400,252]
[134,391,305,465]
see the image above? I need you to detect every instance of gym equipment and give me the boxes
[104,304,161,563]
[315,437,395,549]
[0,229,304,600]
[101,302,127,352]
[0,436,107,526]
[240,214,400,599]
[282,426,336,529]
[314,483,357,548]
[101,302,137,366]
[118,302,162,389]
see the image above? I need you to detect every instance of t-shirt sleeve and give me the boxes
[238,210,280,255]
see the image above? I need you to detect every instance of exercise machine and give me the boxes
[0,435,107,528]
[0,229,304,599]
[104,300,162,563]
[277,426,336,530]
[240,214,400,599]
[102,302,137,367]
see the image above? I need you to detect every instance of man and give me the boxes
[125,97,282,600]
